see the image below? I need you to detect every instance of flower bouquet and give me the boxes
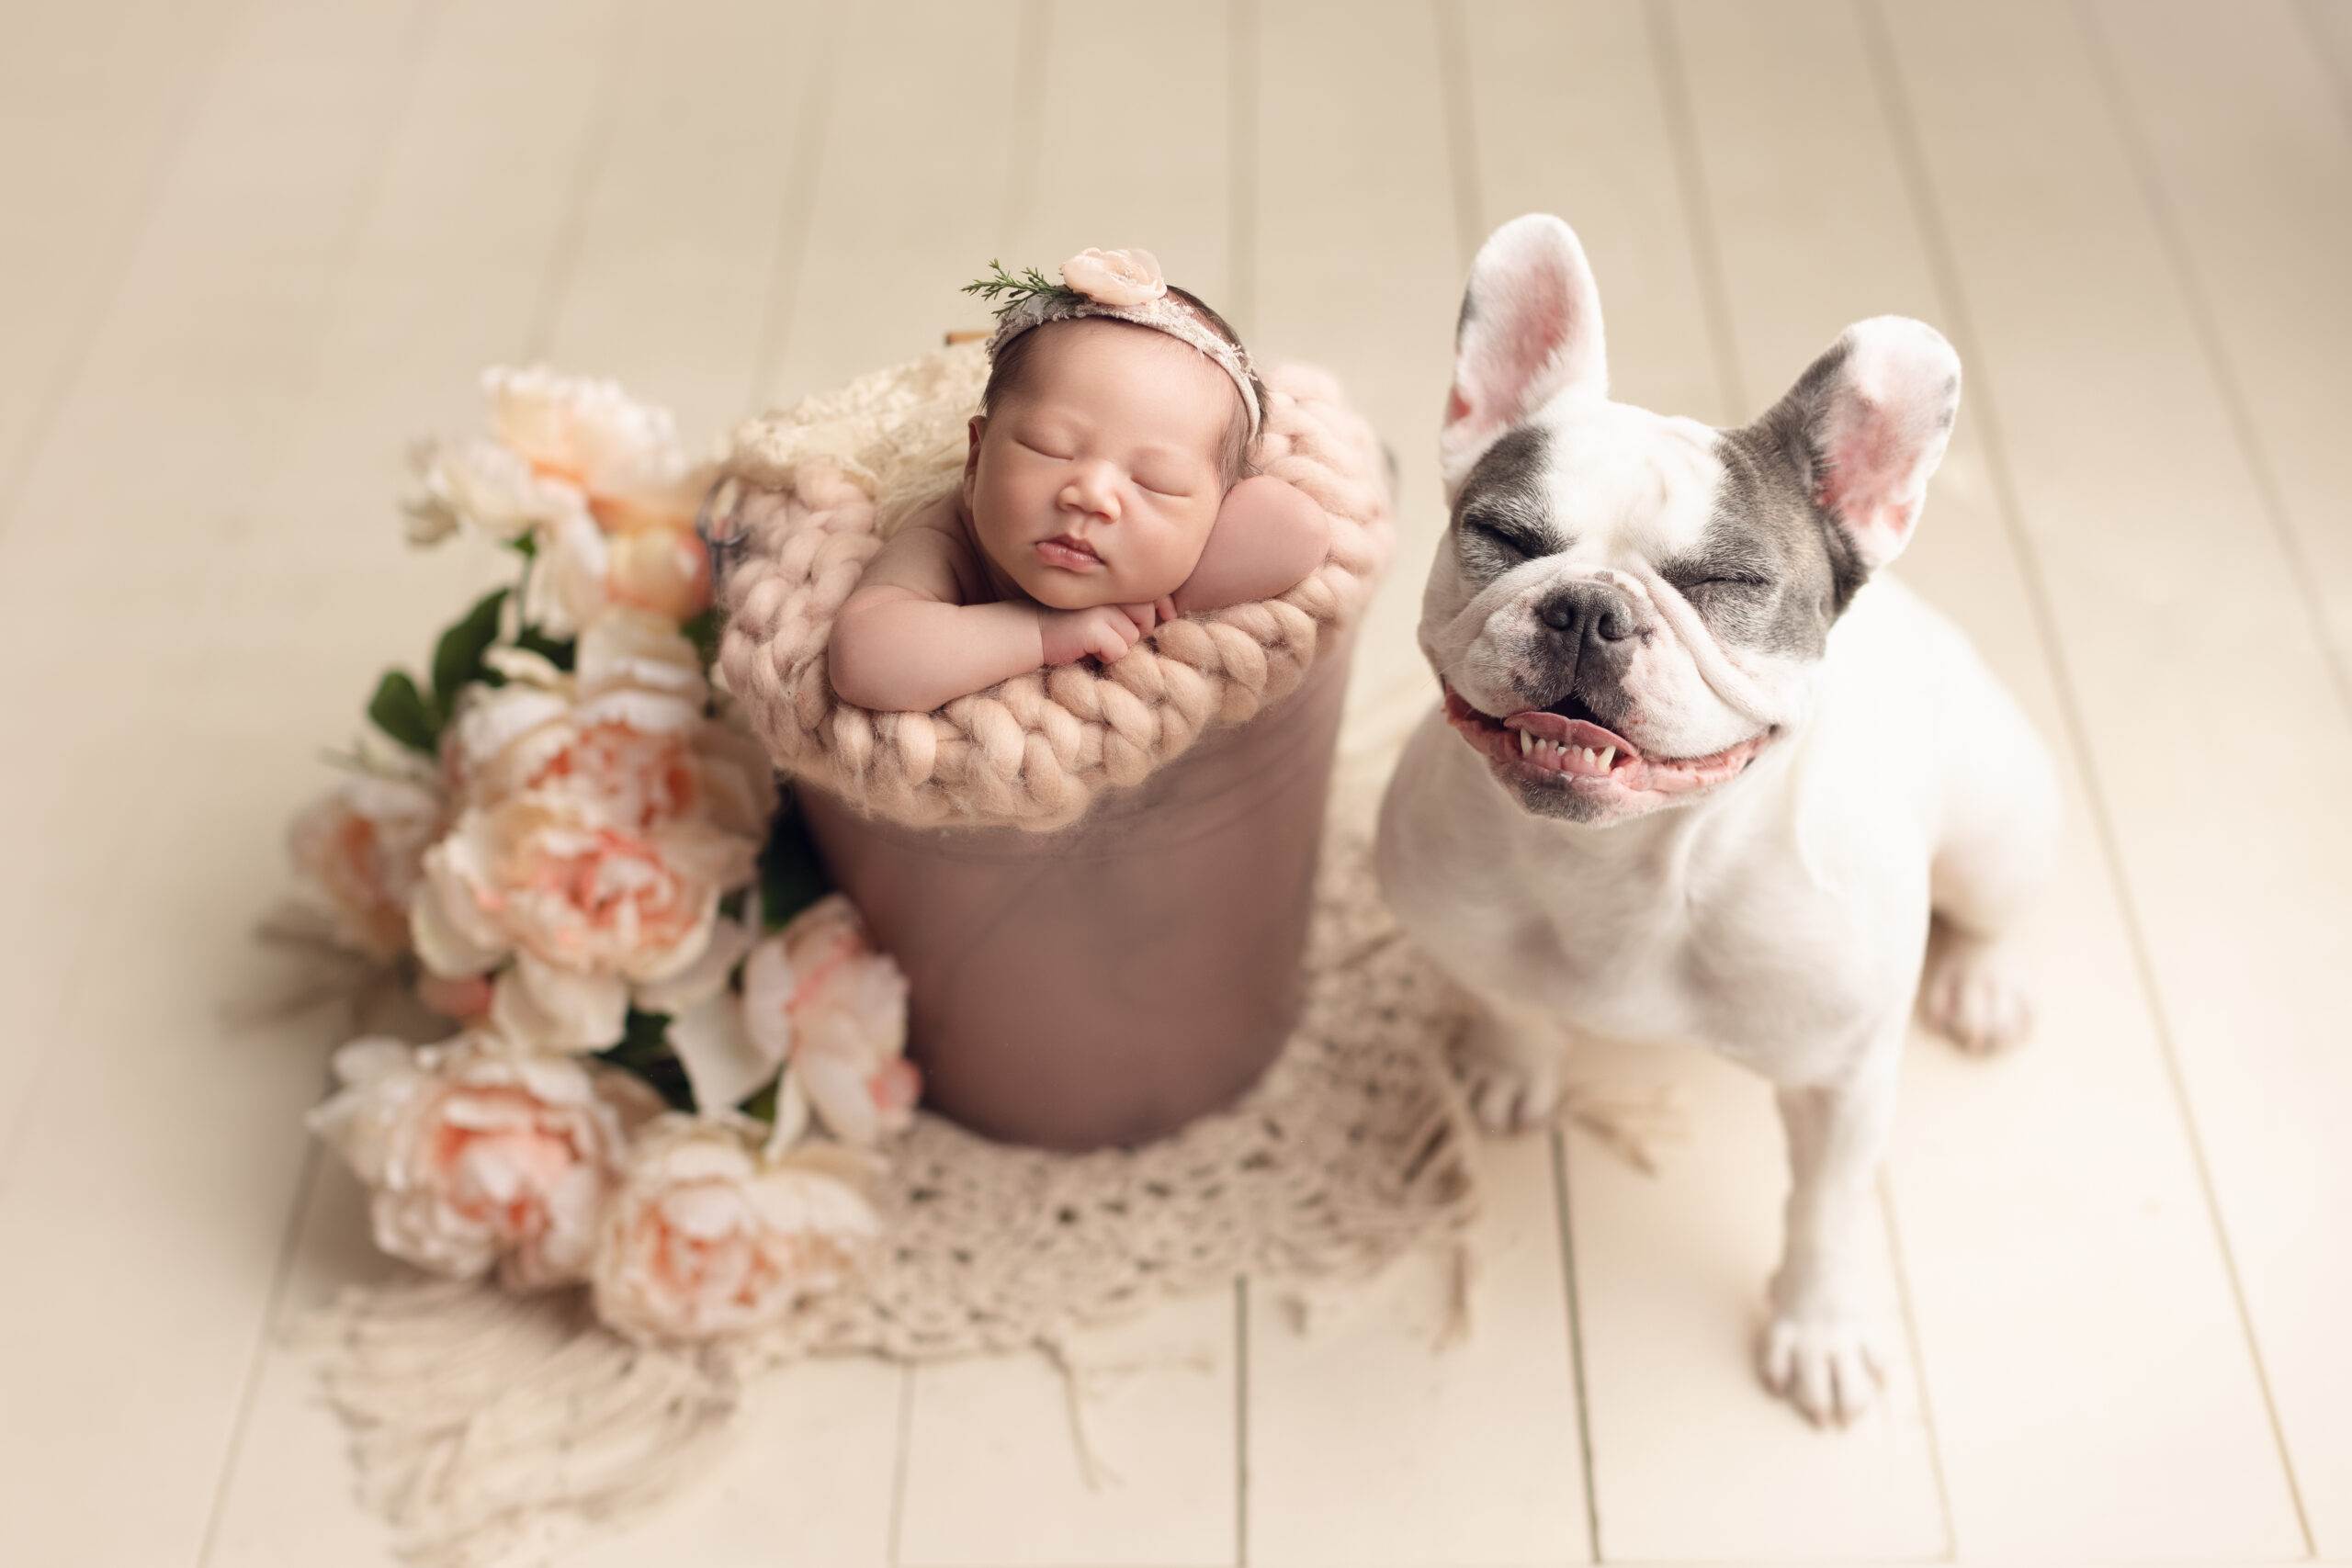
[287,368,917,1342]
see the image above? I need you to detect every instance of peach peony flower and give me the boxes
[408,368,714,633]
[288,773,445,961]
[412,791,760,1049]
[483,367,700,532]
[308,1035,639,1290]
[741,896,916,1147]
[591,1118,877,1342]
[1059,247,1165,308]
[404,435,586,546]
[527,511,711,638]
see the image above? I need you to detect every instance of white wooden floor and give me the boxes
[3,1,2349,1562]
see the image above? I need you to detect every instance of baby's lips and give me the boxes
[1036,534,1103,570]
[1504,710,1640,757]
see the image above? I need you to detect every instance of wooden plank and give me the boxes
[2089,0,2352,726]
[1003,1,1234,313]
[1666,1,2313,1558]
[0,3,633,1564]
[1565,1039,1946,1562]
[538,0,830,435]
[1244,1137,1590,1568]
[1464,0,1728,427]
[1250,0,1464,738]
[755,0,1028,410]
[0,0,243,520]
[1876,0,2350,1554]
[896,1287,1240,1568]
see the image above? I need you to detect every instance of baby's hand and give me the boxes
[1040,603,1160,665]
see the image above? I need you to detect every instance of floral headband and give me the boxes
[966,249,1263,440]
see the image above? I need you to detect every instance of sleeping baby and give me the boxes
[827,249,1329,714]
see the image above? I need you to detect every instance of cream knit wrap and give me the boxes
[711,342,1392,829]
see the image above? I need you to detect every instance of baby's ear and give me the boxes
[963,414,986,492]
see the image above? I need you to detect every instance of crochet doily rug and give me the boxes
[303,823,1483,1568]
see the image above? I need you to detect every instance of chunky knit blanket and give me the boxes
[712,343,1393,829]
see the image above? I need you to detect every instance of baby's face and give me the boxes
[964,321,1238,610]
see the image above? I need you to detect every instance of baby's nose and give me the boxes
[1061,462,1121,519]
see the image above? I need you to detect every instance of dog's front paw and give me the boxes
[1919,929,2033,1054]
[1464,1052,1564,1134]
[1759,1313,1885,1427]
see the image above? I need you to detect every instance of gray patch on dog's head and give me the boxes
[1451,425,1567,583]
[1658,427,1844,660]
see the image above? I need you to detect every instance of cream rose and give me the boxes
[741,896,916,1146]
[591,1118,877,1342]
[288,773,445,961]
[1059,247,1166,308]
[308,1035,638,1290]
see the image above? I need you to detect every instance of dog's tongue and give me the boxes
[1506,710,1641,757]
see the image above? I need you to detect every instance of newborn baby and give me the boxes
[829,251,1329,714]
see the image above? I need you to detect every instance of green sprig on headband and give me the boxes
[961,260,1076,317]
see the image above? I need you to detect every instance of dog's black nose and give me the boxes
[1536,580,1641,644]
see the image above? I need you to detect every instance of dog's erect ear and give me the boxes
[1768,317,1962,573]
[1442,215,1607,475]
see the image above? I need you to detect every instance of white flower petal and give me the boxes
[633,916,753,1015]
[666,989,785,1113]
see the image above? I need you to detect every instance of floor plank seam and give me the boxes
[194,1138,326,1568]
[742,0,845,412]
[516,0,636,365]
[0,0,251,553]
[1875,1176,1957,1562]
[1234,1274,1250,1568]
[1549,1131,1603,1566]
[1856,3,2319,1554]
[2076,0,2352,731]
[2294,0,2352,142]
[1226,0,1260,343]
[1646,0,1748,419]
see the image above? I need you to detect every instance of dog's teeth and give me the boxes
[1519,730,1532,755]
[1598,747,1615,769]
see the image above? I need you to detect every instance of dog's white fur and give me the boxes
[1376,215,2060,1425]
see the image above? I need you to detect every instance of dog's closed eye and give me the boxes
[1460,511,1553,562]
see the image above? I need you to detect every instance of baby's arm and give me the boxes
[1170,475,1331,616]
[828,510,1155,713]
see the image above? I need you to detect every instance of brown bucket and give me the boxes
[797,637,1352,1152]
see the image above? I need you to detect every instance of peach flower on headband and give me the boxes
[1059,247,1165,308]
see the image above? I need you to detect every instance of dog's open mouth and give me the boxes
[1442,684,1773,799]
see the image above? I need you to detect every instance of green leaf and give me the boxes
[739,1077,780,1124]
[514,623,576,672]
[594,1008,696,1112]
[681,605,722,675]
[367,669,438,753]
[759,791,829,930]
[431,588,508,708]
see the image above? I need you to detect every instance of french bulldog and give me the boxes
[1374,214,2060,1426]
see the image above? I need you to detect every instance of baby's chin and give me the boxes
[1014,558,1187,611]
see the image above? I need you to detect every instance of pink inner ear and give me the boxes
[1816,395,1924,558]
[1459,269,1574,428]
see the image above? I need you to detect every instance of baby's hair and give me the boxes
[980,286,1266,488]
